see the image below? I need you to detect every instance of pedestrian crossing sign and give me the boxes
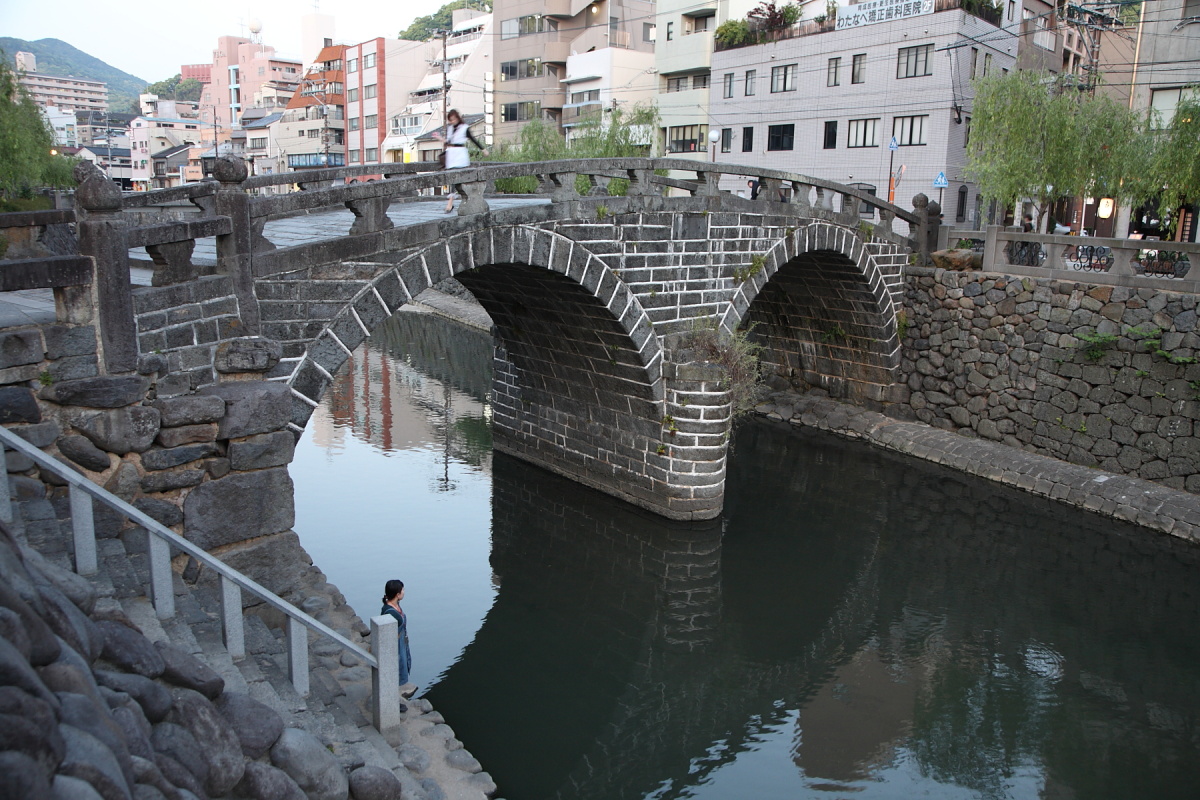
[933,171,949,188]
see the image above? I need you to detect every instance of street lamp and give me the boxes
[708,129,720,162]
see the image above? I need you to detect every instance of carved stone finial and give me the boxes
[912,193,929,210]
[212,155,249,184]
[927,200,942,218]
[75,162,122,212]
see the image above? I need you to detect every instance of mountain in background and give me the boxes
[0,37,148,111]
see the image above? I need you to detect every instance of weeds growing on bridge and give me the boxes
[682,317,765,417]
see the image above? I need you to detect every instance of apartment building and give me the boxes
[43,107,78,147]
[708,0,1018,227]
[491,0,656,143]
[129,116,205,190]
[275,43,349,170]
[380,9,494,163]
[656,0,757,161]
[78,145,133,188]
[13,52,107,112]
[197,36,302,143]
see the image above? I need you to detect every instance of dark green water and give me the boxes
[292,311,1200,800]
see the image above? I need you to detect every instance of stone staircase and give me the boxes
[9,488,499,800]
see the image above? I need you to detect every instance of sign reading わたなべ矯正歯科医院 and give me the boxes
[836,0,935,29]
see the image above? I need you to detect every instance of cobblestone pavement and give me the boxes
[758,390,1200,543]
[0,196,547,328]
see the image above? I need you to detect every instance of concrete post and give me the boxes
[370,614,401,732]
[982,225,1004,271]
[220,575,245,659]
[0,444,11,525]
[75,162,137,373]
[287,616,310,697]
[68,485,96,576]
[211,156,261,335]
[148,533,175,619]
[912,194,930,266]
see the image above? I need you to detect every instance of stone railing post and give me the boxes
[547,171,578,204]
[625,168,654,197]
[455,180,490,216]
[211,156,261,335]
[692,170,721,197]
[789,181,813,215]
[75,162,137,373]
[981,225,1004,270]
[346,196,395,236]
[370,614,401,732]
[912,193,930,266]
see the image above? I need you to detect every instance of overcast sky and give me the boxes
[3,0,450,81]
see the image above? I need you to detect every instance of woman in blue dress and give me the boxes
[381,579,416,698]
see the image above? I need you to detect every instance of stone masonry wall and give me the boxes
[899,267,1200,491]
[133,276,247,392]
[0,324,298,570]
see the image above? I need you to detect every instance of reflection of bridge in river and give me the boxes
[427,421,1200,800]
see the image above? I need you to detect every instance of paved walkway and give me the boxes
[0,196,546,329]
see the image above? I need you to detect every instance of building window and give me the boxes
[501,18,519,38]
[848,118,878,147]
[365,84,377,99]
[827,57,840,87]
[365,114,377,129]
[666,22,673,40]
[692,74,709,90]
[666,76,689,93]
[723,73,735,98]
[644,22,656,41]
[720,128,732,153]
[983,52,993,75]
[1008,0,1016,20]
[852,54,866,84]
[742,126,753,152]
[893,115,927,145]
[956,185,968,221]
[687,13,713,33]
[349,118,361,131]
[365,148,378,161]
[347,88,358,102]
[767,124,794,151]
[897,45,932,78]
[349,149,360,162]
[823,120,837,149]
[571,89,600,103]
[770,64,797,92]
[666,124,706,153]
[500,101,540,122]
[964,116,972,147]
[250,137,267,148]
[288,152,344,168]
[363,53,375,69]
[347,59,358,73]
[745,69,756,96]
[501,59,544,81]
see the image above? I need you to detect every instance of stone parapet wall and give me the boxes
[898,267,1200,491]
[132,276,246,392]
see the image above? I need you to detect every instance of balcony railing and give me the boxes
[715,0,1003,51]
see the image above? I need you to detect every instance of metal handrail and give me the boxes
[0,424,402,731]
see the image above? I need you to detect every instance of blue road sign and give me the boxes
[933,171,949,188]
[888,136,899,151]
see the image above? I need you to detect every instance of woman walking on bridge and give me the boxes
[435,109,488,214]
[381,579,417,700]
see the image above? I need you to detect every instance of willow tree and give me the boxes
[0,56,76,201]
[966,70,1146,228]
[485,103,661,194]
[1148,95,1200,233]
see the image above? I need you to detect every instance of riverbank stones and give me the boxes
[269,728,348,800]
[215,692,284,759]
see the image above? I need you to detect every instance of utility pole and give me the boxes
[440,29,450,129]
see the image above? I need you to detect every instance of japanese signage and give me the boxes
[836,0,935,29]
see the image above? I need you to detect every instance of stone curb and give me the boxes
[757,391,1200,543]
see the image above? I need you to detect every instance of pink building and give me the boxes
[198,36,302,142]
[180,64,211,84]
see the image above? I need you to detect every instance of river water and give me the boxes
[290,309,1200,800]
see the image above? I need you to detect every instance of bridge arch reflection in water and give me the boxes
[293,311,1200,800]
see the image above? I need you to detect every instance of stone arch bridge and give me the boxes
[46,158,933,520]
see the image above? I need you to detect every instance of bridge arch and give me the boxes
[719,221,903,406]
[286,224,664,426]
